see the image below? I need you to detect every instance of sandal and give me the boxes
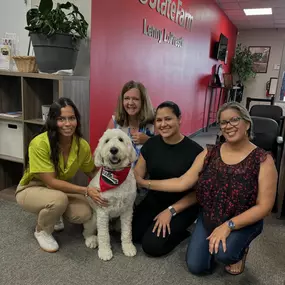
[225,247,249,275]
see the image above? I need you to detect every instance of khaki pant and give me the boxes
[16,186,92,234]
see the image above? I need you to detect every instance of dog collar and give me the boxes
[99,166,131,192]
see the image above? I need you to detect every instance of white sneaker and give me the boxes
[54,216,64,232]
[34,230,59,253]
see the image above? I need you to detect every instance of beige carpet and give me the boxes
[1,199,285,285]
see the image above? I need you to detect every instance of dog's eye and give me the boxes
[118,137,124,142]
[105,139,109,143]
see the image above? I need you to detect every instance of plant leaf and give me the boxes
[39,0,53,15]
[26,0,88,39]
[59,2,72,9]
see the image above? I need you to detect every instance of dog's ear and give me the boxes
[94,146,103,167]
[128,142,137,164]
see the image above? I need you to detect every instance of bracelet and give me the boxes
[147,180,151,189]
[85,187,89,197]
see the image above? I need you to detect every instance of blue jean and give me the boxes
[186,214,263,275]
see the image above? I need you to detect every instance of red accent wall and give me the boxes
[90,0,237,149]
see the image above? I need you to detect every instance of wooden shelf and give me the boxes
[0,154,24,164]
[0,116,22,123]
[0,70,89,81]
[0,70,90,190]
[24,118,45,126]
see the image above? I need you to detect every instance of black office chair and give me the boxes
[251,116,284,213]
[249,105,284,136]
[251,116,283,172]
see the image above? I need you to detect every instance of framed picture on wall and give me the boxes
[249,46,271,73]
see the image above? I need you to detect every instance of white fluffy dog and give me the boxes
[83,129,137,261]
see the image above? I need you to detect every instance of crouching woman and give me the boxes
[16,98,106,253]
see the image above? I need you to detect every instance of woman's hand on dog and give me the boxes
[152,209,172,238]
[87,187,108,207]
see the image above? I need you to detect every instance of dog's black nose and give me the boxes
[110,147,118,155]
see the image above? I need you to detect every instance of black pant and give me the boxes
[132,193,199,257]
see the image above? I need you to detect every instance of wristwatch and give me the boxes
[227,220,235,231]
[168,206,177,217]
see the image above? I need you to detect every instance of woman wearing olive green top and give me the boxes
[16,98,107,253]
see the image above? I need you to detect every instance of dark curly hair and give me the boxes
[25,97,83,176]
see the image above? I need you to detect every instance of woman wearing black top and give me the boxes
[132,101,203,257]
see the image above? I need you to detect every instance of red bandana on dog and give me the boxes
[99,167,131,192]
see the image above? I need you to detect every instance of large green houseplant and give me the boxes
[231,44,256,84]
[231,44,257,102]
[25,0,88,73]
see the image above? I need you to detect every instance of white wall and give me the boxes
[0,0,30,55]
[237,29,285,105]
[0,0,91,75]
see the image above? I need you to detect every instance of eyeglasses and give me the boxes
[57,116,77,123]
[219,117,242,128]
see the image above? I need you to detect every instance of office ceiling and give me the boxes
[216,0,285,29]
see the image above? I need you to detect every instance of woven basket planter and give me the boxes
[12,56,38,73]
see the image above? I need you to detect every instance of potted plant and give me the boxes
[231,43,257,84]
[231,44,258,102]
[25,0,88,73]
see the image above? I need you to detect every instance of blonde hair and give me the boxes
[115,80,155,127]
[217,102,254,139]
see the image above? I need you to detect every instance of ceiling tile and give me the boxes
[230,15,248,21]
[216,0,285,29]
[274,14,285,20]
[239,2,270,9]
[249,22,274,28]
[224,9,245,16]
[245,15,274,20]
[232,20,250,25]
[275,24,285,28]
[239,0,285,9]
[220,2,241,9]
[273,7,285,15]
[275,19,285,24]
[270,0,285,8]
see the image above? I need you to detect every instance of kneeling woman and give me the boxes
[16,98,106,253]
[132,101,203,257]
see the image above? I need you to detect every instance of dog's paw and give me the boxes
[122,242,137,257]
[98,247,113,261]
[85,235,98,249]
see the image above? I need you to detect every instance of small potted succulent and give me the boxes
[25,0,88,73]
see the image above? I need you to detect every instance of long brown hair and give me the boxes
[115,80,154,128]
[25,98,83,176]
